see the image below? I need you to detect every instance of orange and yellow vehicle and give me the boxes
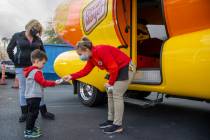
[53,0,210,107]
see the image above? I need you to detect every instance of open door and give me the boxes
[132,0,167,84]
[113,0,131,55]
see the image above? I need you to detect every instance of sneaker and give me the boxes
[24,127,42,134]
[33,126,42,134]
[99,120,113,129]
[103,124,123,134]
[40,105,55,120]
[42,112,55,120]
[24,130,41,138]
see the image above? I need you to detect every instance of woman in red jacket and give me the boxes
[63,37,136,134]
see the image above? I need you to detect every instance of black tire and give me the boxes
[126,90,151,99]
[77,81,106,107]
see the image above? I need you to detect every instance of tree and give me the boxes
[0,37,10,60]
[1,37,9,49]
[43,21,66,44]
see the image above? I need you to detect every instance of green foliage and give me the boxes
[43,21,66,44]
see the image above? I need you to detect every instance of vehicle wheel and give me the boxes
[126,90,151,99]
[77,81,106,107]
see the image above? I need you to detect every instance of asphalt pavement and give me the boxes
[0,80,210,140]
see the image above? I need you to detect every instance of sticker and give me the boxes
[82,0,108,34]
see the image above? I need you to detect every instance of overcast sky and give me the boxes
[0,0,62,38]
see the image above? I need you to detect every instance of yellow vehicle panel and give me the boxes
[162,29,210,99]
[54,51,107,92]
[128,29,210,99]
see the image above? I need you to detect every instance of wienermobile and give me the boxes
[53,0,210,107]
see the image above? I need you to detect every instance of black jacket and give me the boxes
[7,31,45,68]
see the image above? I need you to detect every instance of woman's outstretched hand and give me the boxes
[62,75,72,82]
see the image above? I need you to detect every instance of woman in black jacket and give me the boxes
[7,19,55,122]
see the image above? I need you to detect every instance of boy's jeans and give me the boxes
[15,68,45,106]
[26,98,41,130]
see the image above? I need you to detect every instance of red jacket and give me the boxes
[24,66,56,87]
[71,45,131,85]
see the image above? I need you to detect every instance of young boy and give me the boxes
[23,49,62,138]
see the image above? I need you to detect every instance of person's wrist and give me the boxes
[69,75,72,80]
[108,82,113,86]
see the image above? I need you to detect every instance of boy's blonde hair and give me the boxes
[25,19,43,35]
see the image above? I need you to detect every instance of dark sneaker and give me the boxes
[33,126,42,134]
[24,130,41,138]
[99,120,113,129]
[40,105,55,120]
[42,112,55,120]
[103,124,123,134]
[24,127,42,134]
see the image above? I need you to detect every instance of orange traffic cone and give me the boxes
[0,64,7,85]
[12,75,19,89]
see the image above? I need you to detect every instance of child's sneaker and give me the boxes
[24,126,42,134]
[24,130,41,138]
[33,126,42,134]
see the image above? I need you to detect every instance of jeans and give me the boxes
[15,68,45,106]
[26,98,41,130]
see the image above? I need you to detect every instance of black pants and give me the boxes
[26,98,41,130]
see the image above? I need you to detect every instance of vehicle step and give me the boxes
[124,97,163,108]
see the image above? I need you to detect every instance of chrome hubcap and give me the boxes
[80,83,94,101]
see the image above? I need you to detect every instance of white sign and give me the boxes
[82,0,108,34]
